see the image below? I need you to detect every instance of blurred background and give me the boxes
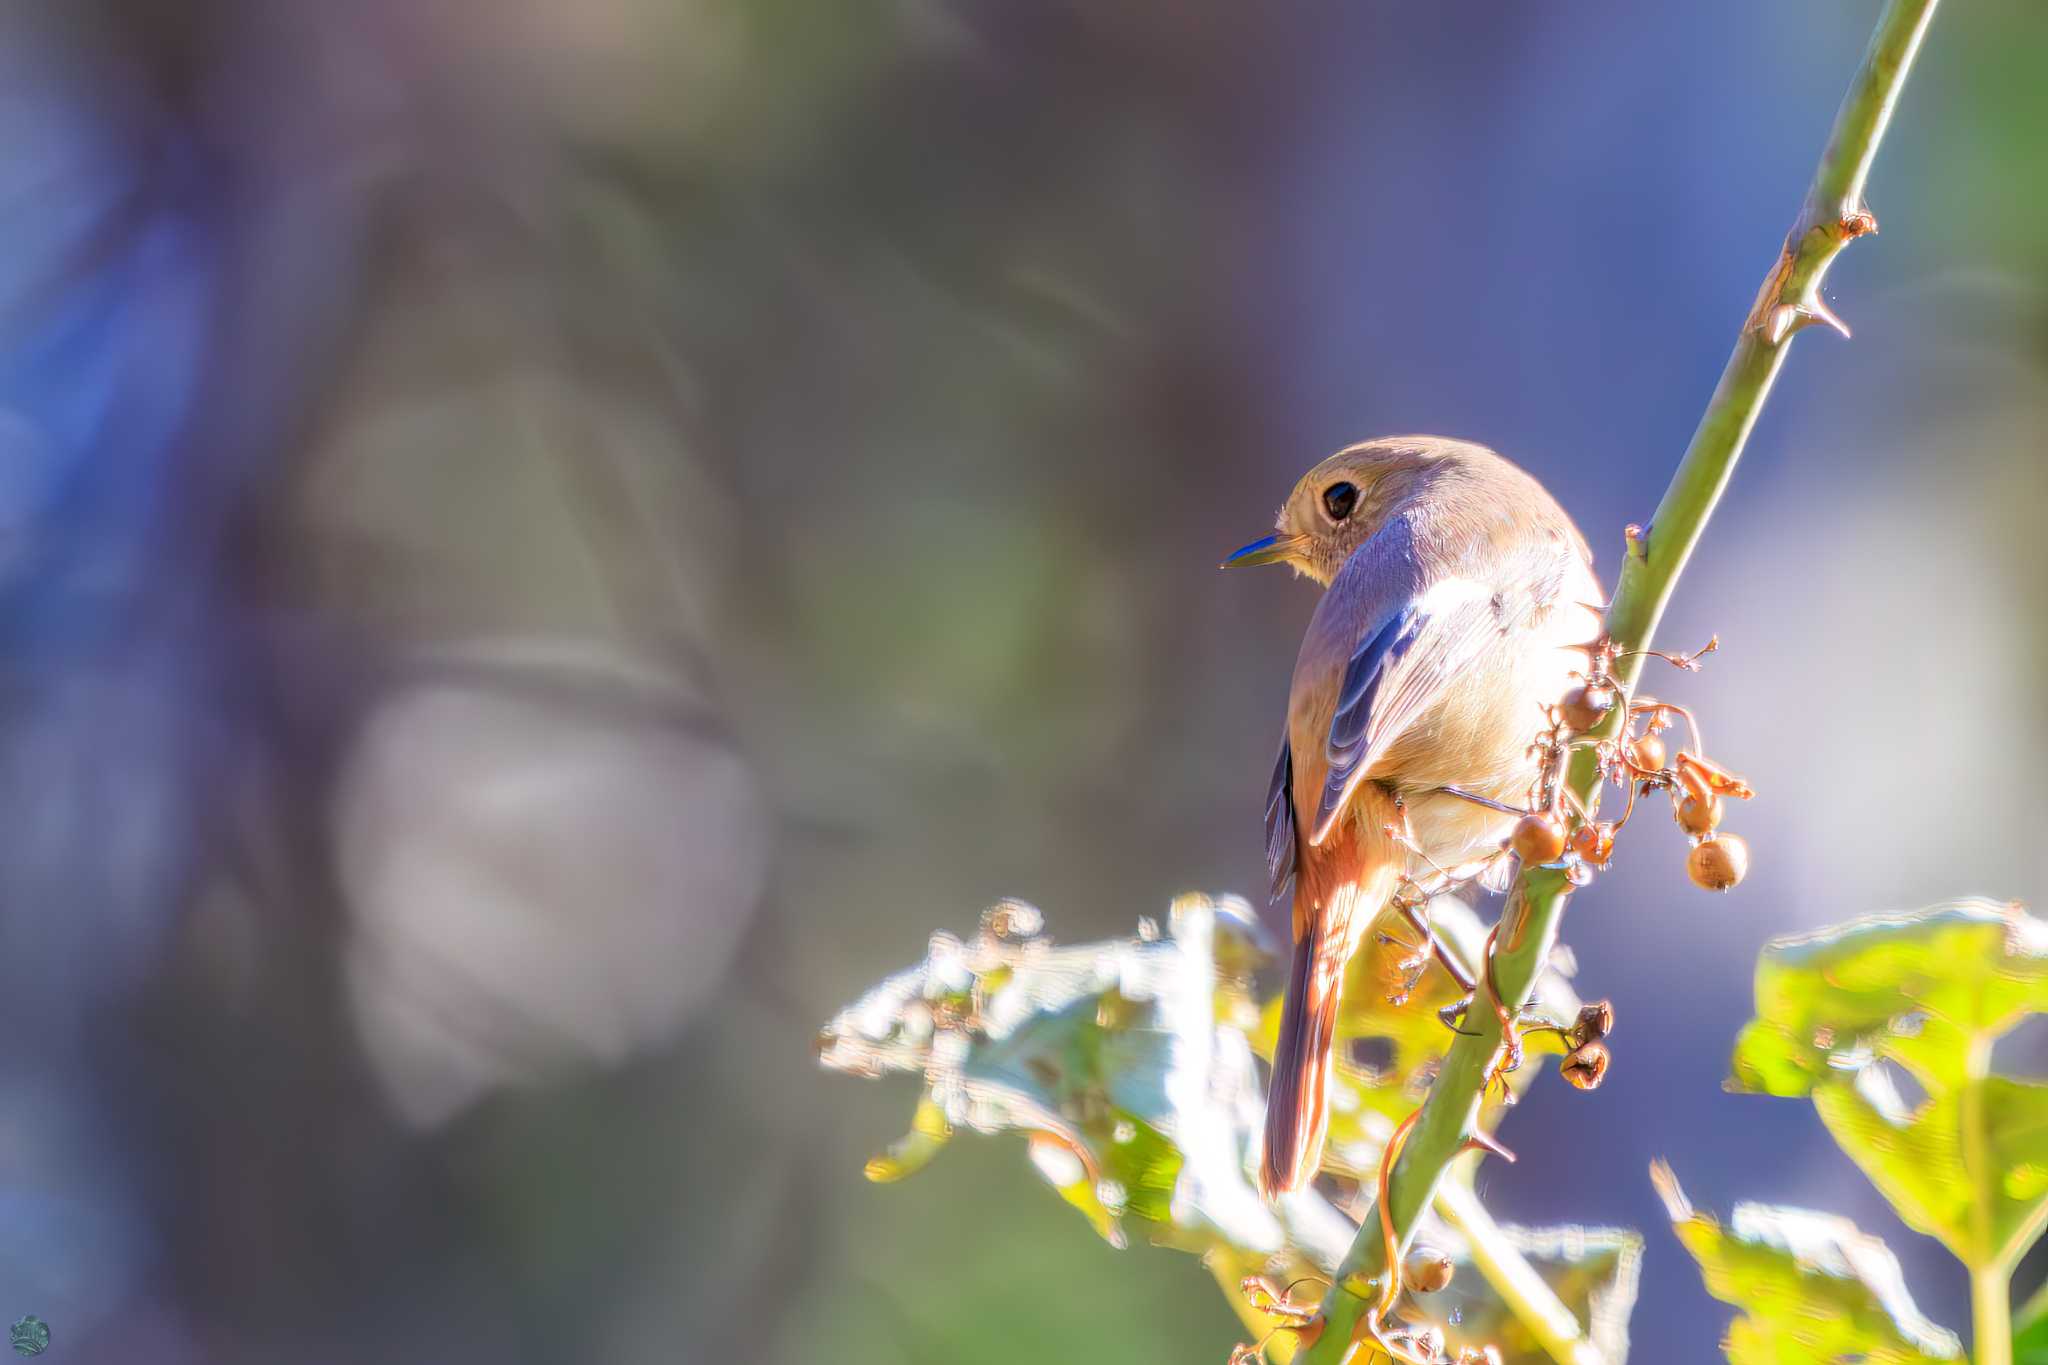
[0,0,2042,1359]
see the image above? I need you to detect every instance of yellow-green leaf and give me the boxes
[1728,899,2048,1096]
[1725,899,2048,1273]
[1653,1161,1962,1364]
[2014,1277,2048,1365]
[1814,1075,2048,1269]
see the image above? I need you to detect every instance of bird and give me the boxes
[1223,435,1602,1198]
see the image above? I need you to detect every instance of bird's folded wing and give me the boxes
[1264,740,1296,901]
[1306,531,1510,847]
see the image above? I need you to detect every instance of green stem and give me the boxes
[1295,1,1941,1357]
[1972,1265,2011,1365]
[1964,1035,2013,1365]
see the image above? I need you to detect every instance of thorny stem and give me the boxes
[1294,2,1942,1358]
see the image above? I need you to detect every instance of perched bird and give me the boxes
[1224,436,1601,1198]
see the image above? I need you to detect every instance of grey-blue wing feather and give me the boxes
[1298,514,1511,846]
[1265,740,1296,901]
[1317,606,1422,834]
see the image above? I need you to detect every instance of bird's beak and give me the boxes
[1222,532,1308,570]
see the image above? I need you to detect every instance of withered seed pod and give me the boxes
[1405,1250,1456,1295]
[1511,812,1567,865]
[1573,999,1615,1046]
[1688,834,1750,892]
[1675,791,1723,836]
[1561,1041,1610,1090]
[1560,684,1615,733]
[1568,820,1616,867]
[1627,733,1667,771]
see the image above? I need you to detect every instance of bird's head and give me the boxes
[1222,437,1460,586]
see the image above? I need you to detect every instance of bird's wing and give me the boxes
[1301,522,1515,847]
[1264,739,1296,901]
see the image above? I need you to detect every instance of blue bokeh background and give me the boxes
[0,2,2041,1360]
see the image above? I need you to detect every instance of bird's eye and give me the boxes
[1321,481,1359,521]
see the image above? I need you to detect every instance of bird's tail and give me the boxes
[1260,831,1400,1200]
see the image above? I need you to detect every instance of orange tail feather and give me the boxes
[1260,827,1400,1199]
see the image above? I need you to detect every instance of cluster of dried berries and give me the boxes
[1552,999,1613,1092]
[1373,631,1753,1027]
[1418,632,1750,1112]
[1512,633,1753,894]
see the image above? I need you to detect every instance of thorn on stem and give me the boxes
[1459,1129,1517,1164]
[1805,295,1852,339]
[1762,299,1852,346]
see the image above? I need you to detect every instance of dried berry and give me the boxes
[1405,1250,1456,1294]
[1511,812,1567,865]
[1560,685,1615,732]
[1676,791,1722,836]
[1568,821,1615,867]
[1561,1041,1610,1090]
[1688,834,1749,891]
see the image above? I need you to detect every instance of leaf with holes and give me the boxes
[818,893,1341,1258]
[1653,1161,1962,1365]
[823,892,1638,1365]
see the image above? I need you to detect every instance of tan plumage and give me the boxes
[1225,436,1601,1198]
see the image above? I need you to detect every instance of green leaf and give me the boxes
[823,893,1628,1365]
[1725,899,2048,1272]
[1813,1073,2048,1269]
[818,893,1338,1258]
[2015,1277,2048,1365]
[1728,899,2048,1096]
[1652,1160,1962,1364]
